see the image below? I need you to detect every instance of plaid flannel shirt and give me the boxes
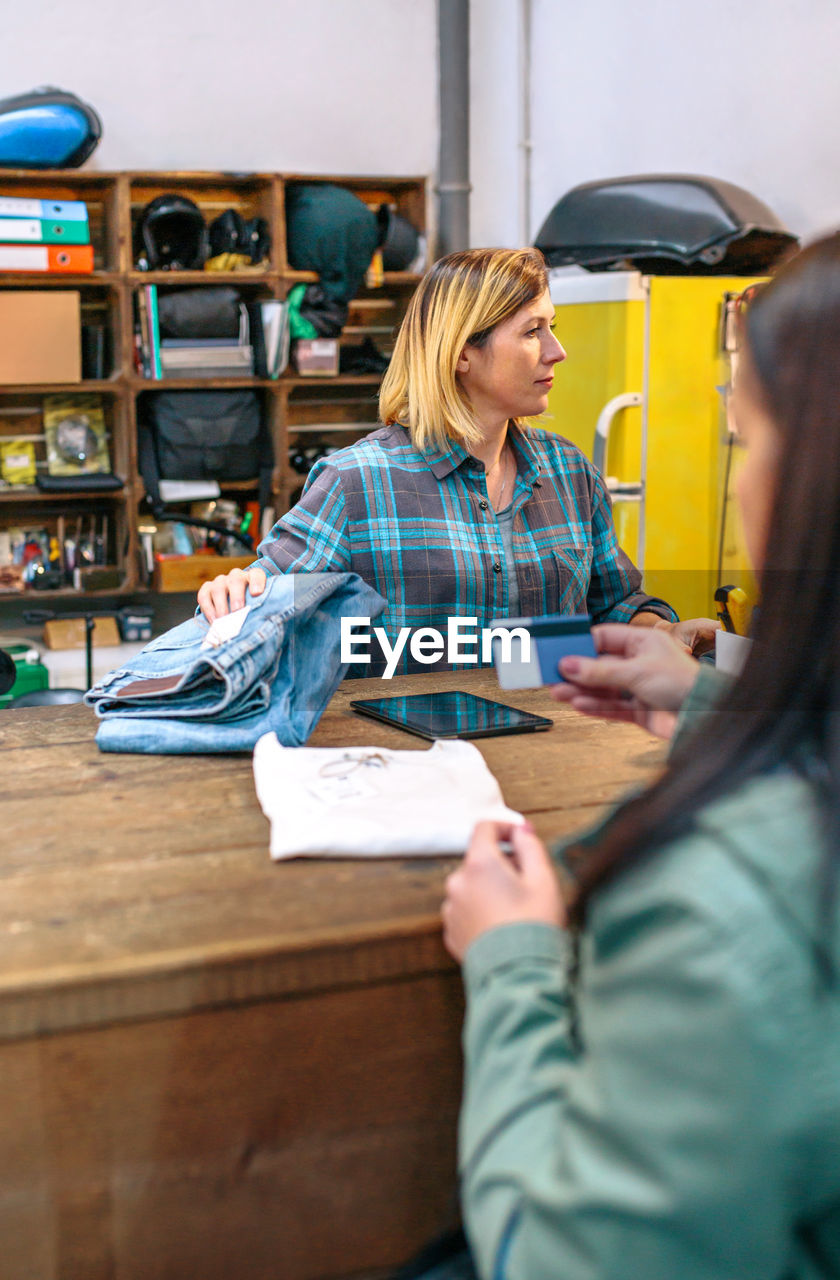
[253,423,676,675]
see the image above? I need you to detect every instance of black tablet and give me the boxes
[349,690,553,741]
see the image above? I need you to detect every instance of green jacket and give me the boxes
[460,669,840,1279]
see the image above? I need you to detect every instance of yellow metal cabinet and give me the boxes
[544,271,763,620]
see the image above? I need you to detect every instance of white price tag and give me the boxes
[201,605,249,650]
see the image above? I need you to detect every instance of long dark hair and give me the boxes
[568,231,840,930]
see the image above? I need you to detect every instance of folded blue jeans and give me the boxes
[86,572,386,753]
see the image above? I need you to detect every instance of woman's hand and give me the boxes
[631,612,719,656]
[656,616,720,657]
[550,622,701,739]
[442,820,565,963]
[197,567,267,623]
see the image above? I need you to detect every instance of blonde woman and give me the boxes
[198,248,700,673]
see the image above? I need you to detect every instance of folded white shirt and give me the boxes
[252,734,523,859]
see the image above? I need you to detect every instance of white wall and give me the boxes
[0,0,437,176]
[2,1,839,252]
[473,0,840,248]
[470,0,523,248]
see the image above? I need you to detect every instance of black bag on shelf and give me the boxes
[138,391,272,550]
[141,390,265,483]
[157,287,243,340]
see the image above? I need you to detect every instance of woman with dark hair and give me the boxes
[442,232,840,1279]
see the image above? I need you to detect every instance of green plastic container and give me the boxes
[0,644,50,708]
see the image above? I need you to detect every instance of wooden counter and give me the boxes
[0,669,665,1280]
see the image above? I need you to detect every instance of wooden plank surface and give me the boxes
[0,971,464,1280]
[0,669,664,1039]
[0,669,665,1280]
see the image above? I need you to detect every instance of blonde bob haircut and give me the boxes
[379,246,549,453]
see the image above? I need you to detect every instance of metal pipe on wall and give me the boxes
[519,0,533,245]
[437,0,471,255]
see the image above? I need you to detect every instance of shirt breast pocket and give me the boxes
[551,539,593,612]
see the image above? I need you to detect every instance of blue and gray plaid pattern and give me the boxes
[253,424,675,674]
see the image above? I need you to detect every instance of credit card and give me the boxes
[491,613,596,689]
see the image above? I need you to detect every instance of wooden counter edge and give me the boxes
[0,914,456,1043]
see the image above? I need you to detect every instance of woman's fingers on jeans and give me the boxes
[197,582,218,623]
[232,568,266,606]
[199,568,265,622]
[206,573,239,618]
[226,570,250,612]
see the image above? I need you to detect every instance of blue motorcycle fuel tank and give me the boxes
[0,86,101,168]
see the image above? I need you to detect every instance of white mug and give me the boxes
[715,629,753,676]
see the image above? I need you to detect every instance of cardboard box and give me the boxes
[0,291,81,384]
[153,554,254,594]
[42,616,121,651]
[293,337,339,376]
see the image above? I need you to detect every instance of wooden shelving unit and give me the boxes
[0,168,427,598]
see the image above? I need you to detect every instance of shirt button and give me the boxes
[479,499,489,511]
[492,561,502,573]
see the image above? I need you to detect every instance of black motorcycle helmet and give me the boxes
[376,204,420,271]
[208,208,271,263]
[135,194,209,270]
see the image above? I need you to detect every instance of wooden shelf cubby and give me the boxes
[0,168,427,600]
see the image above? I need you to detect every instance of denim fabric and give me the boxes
[86,573,386,754]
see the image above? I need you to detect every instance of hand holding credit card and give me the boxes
[491,613,596,689]
[547,622,702,738]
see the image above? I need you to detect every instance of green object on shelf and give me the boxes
[286,283,318,341]
[0,644,50,708]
